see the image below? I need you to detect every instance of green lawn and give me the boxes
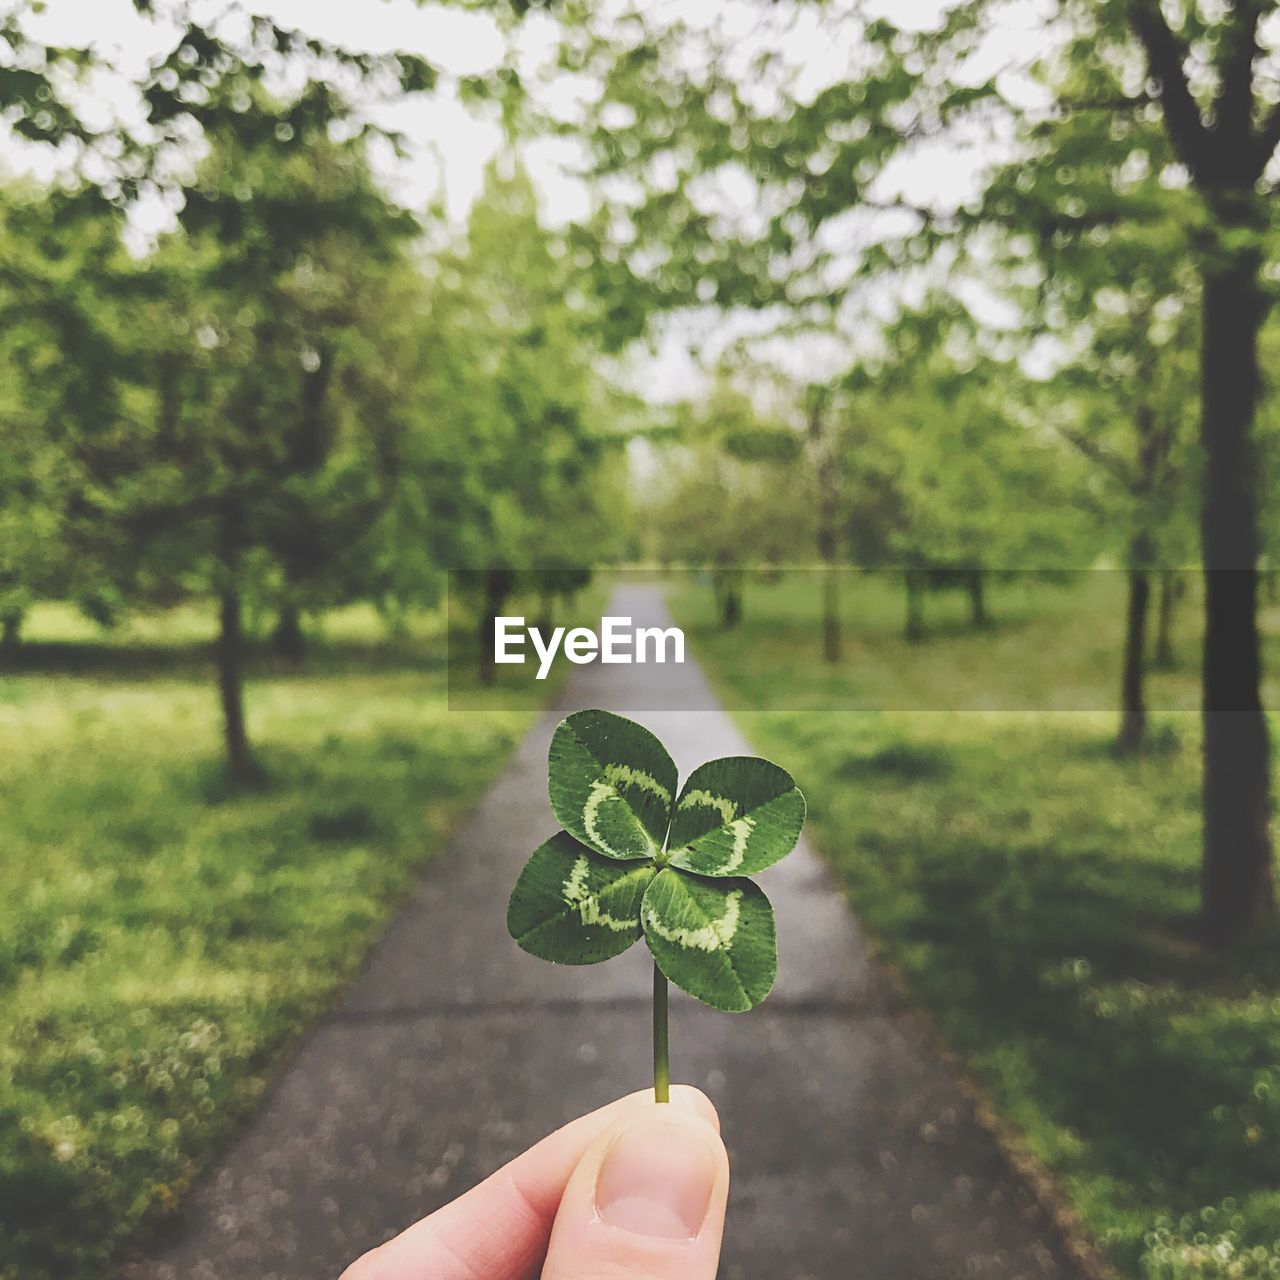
[0,604,538,1280]
[668,572,1280,1280]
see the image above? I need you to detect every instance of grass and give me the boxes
[667,571,1280,1280]
[0,601,543,1280]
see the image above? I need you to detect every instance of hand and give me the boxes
[341,1087,729,1280]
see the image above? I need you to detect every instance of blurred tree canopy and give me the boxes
[0,2,631,774]
[5,0,1280,938]
[646,377,811,627]
[536,0,1280,944]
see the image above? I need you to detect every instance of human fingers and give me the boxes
[539,1101,729,1280]
[341,1086,717,1280]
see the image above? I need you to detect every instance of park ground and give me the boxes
[668,571,1280,1278]
[2,575,1280,1278]
[0,603,540,1280]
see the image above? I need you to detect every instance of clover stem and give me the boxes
[652,962,670,1104]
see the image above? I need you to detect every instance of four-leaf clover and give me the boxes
[507,708,806,1014]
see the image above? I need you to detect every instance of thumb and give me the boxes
[540,1101,729,1280]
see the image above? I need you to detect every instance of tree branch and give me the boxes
[1128,0,1211,181]
[1253,98,1280,177]
[1053,423,1140,493]
[1216,0,1264,157]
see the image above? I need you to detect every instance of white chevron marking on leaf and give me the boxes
[677,789,737,823]
[604,763,673,806]
[721,816,755,873]
[583,773,660,856]
[582,778,625,857]
[562,855,635,931]
[644,889,743,952]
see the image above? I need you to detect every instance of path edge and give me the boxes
[837,910,1120,1280]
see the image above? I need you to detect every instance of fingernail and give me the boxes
[595,1116,717,1240]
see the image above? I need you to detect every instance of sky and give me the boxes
[9,0,543,223]
[0,0,1051,395]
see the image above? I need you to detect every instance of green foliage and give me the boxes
[668,756,805,877]
[0,189,139,631]
[81,116,415,596]
[548,707,677,858]
[840,306,1095,574]
[979,28,1202,572]
[641,870,776,1012]
[646,379,813,576]
[509,708,805,1012]
[508,833,656,963]
[407,163,634,584]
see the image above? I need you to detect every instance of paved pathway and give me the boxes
[131,584,1077,1280]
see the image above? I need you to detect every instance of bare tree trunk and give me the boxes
[712,569,742,630]
[535,587,555,638]
[1,609,22,653]
[1199,237,1275,944]
[272,602,305,662]
[967,570,988,629]
[216,507,255,786]
[1154,569,1179,668]
[808,393,843,662]
[904,570,925,642]
[721,581,741,629]
[822,566,841,663]
[478,568,514,686]
[1117,563,1151,754]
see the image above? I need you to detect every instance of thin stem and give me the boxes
[652,963,670,1103]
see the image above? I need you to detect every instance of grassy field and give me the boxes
[0,603,540,1280]
[668,572,1280,1280]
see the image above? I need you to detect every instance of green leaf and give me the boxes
[548,709,677,862]
[641,869,776,1012]
[507,831,656,965]
[666,756,805,877]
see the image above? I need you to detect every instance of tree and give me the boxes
[0,4,444,778]
[1053,0,1280,933]
[71,89,418,781]
[405,162,633,682]
[1039,298,1198,752]
[843,305,1089,642]
[646,379,811,629]
[805,386,845,661]
[982,85,1201,751]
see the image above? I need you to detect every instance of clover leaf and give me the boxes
[507,708,806,1100]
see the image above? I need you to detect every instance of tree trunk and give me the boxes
[535,588,555,638]
[721,582,741,629]
[822,565,841,663]
[967,570,988,629]
[712,570,742,630]
[904,571,925,642]
[809,394,843,662]
[1154,569,1179,668]
[1199,241,1275,944]
[272,602,305,663]
[1,609,21,653]
[1117,564,1151,754]
[218,587,254,784]
[216,508,255,786]
[478,568,513,687]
